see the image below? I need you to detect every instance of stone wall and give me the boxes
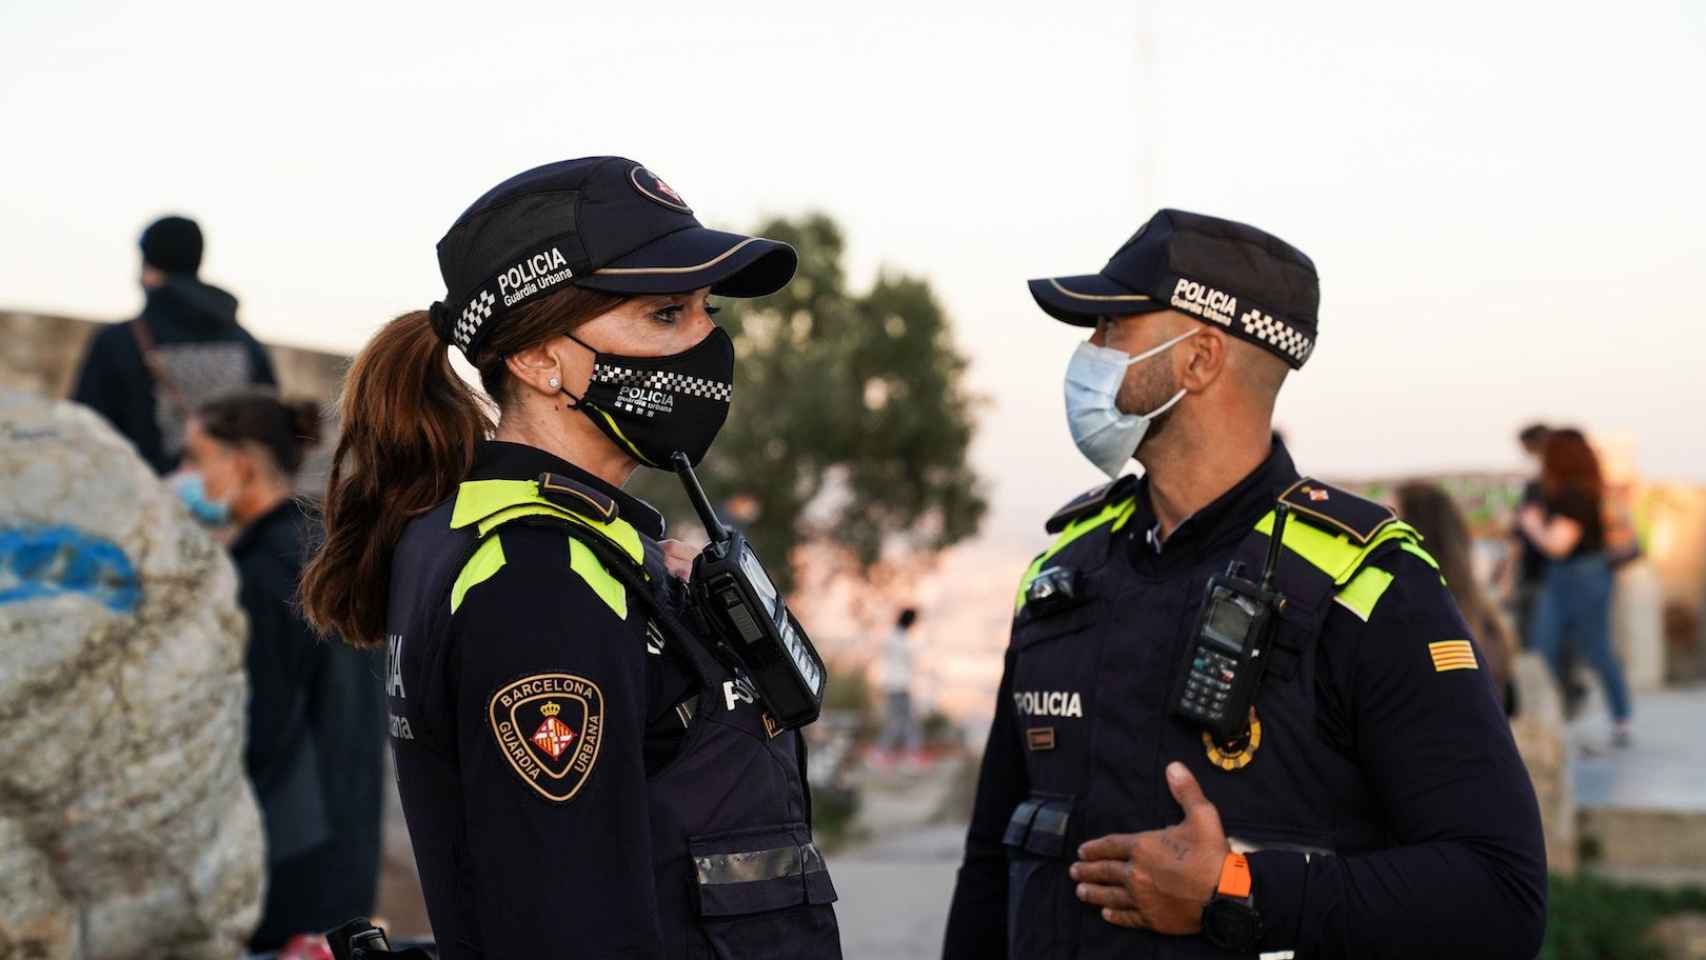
[0,310,348,402]
[1509,652,1575,875]
[0,309,349,495]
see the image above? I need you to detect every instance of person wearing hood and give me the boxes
[70,215,277,474]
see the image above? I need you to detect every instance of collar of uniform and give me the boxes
[467,440,665,539]
[1127,437,1300,564]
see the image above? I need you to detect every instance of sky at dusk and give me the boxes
[5,0,1702,554]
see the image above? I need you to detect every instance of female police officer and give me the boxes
[301,157,841,959]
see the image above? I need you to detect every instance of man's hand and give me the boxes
[1070,762,1228,933]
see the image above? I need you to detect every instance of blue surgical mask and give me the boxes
[171,471,231,527]
[1063,329,1198,479]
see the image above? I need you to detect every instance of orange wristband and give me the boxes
[1217,852,1252,899]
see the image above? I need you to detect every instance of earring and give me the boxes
[547,376,561,390]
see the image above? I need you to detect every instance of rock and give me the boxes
[0,391,263,959]
[1509,651,1575,875]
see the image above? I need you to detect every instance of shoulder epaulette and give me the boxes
[538,472,619,523]
[1277,478,1396,546]
[1045,474,1139,534]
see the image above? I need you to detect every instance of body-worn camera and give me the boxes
[1171,503,1292,745]
[672,452,826,729]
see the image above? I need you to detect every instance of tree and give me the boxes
[629,213,986,591]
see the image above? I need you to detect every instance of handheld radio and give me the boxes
[1171,502,1292,745]
[672,452,826,729]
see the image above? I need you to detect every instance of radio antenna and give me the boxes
[1260,502,1290,594]
[671,451,731,544]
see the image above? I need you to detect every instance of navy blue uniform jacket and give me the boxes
[943,443,1546,959]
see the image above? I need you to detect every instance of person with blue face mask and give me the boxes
[1063,327,1199,479]
[944,210,1546,960]
[169,468,234,527]
[181,390,388,952]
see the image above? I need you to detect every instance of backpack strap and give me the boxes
[128,317,192,420]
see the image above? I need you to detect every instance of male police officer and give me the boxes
[942,210,1546,959]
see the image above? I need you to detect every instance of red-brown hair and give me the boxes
[1539,428,1603,504]
[301,286,626,648]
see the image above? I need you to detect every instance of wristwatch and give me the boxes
[1201,852,1262,952]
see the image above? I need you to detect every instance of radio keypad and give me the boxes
[1181,646,1239,722]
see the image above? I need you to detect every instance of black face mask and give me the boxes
[560,326,736,468]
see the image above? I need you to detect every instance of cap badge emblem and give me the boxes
[629,165,692,214]
[652,175,683,204]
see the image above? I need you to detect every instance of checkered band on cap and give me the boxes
[1238,307,1315,367]
[593,364,734,402]
[453,290,497,351]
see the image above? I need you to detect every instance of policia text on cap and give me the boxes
[300,157,842,959]
[942,210,1546,959]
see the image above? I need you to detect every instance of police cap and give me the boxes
[1028,209,1320,369]
[432,156,798,359]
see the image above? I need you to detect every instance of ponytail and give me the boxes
[301,311,490,648]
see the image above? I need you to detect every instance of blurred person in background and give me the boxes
[1508,423,1589,715]
[1519,427,1632,745]
[70,215,277,474]
[1505,423,1550,645]
[1397,482,1515,713]
[873,607,923,767]
[181,390,385,951]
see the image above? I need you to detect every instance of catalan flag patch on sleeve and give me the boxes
[1428,640,1478,672]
